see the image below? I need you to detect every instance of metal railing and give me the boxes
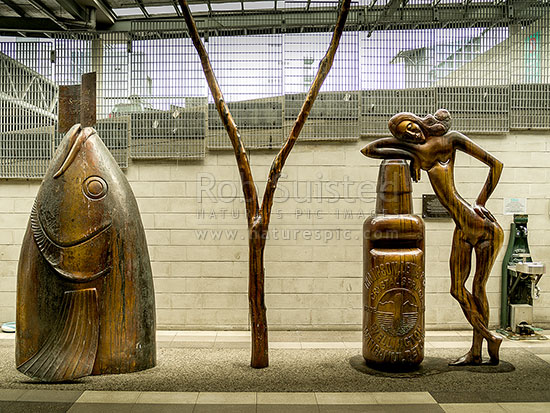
[0,42,55,178]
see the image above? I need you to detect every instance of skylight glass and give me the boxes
[211,2,243,11]
[356,0,390,6]
[436,0,490,4]
[189,3,209,13]
[408,0,436,5]
[244,1,275,10]
[283,0,344,9]
[113,7,144,17]
[145,6,176,15]
[309,1,340,8]
[283,1,305,9]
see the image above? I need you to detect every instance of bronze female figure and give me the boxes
[362,109,504,365]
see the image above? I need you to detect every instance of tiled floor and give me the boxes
[1,330,549,412]
[1,389,549,412]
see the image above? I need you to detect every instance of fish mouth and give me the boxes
[43,219,112,249]
[54,126,97,179]
[30,201,113,283]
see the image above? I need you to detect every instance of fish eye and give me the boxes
[83,176,108,200]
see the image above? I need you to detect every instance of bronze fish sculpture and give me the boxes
[16,124,156,382]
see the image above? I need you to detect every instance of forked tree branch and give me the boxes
[180,0,351,369]
[179,0,259,224]
[180,0,351,229]
[260,0,351,226]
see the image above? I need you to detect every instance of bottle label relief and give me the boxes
[364,255,425,364]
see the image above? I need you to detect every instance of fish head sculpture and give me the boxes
[17,123,156,381]
[32,124,127,283]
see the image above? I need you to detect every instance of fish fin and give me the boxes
[17,289,99,382]
[30,200,60,266]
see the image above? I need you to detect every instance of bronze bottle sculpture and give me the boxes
[16,124,156,382]
[362,109,504,366]
[363,159,425,368]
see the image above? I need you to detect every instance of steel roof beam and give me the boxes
[172,0,182,16]
[0,16,65,31]
[91,2,549,34]
[27,0,69,30]
[52,0,88,21]
[134,0,150,18]
[91,0,116,24]
[167,4,523,33]
[2,0,27,17]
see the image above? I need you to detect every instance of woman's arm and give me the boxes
[361,137,422,181]
[450,131,503,220]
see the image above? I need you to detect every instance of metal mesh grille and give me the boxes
[432,17,510,133]
[0,2,549,179]
[97,32,131,167]
[361,88,436,135]
[207,31,284,149]
[54,32,131,167]
[284,29,360,141]
[130,21,207,159]
[0,41,55,178]
[360,19,510,135]
[283,1,360,141]
[510,8,550,129]
[435,85,509,133]
[360,26,437,135]
[53,33,91,150]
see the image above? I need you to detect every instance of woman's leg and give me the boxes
[473,234,504,364]
[449,228,502,365]
[449,229,480,365]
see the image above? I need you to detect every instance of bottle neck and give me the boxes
[375,159,413,215]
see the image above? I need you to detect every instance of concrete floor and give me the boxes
[0,330,549,412]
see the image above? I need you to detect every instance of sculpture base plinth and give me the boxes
[350,355,515,378]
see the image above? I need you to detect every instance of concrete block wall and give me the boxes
[1,131,549,330]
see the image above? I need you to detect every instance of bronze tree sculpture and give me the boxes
[179,0,351,368]
[16,125,156,381]
[362,110,504,365]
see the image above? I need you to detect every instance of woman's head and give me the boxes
[389,109,451,142]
